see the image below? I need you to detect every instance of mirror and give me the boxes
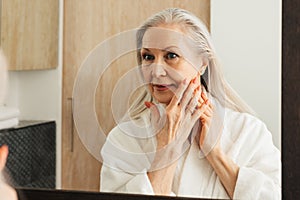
[2,0,285,199]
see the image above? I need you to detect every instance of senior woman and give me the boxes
[100,8,281,199]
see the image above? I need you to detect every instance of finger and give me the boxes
[198,96,204,104]
[202,85,208,96]
[200,112,211,122]
[191,99,208,122]
[203,109,213,118]
[200,91,213,110]
[202,101,213,115]
[180,77,199,109]
[185,85,201,115]
[194,72,201,86]
[200,109,212,120]
[169,78,188,107]
[145,101,160,123]
[206,101,213,111]
[198,86,207,105]
[205,98,214,110]
[201,91,207,101]
[0,145,9,171]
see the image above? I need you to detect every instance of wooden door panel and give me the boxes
[63,0,210,191]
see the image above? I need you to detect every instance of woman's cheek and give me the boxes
[140,68,154,96]
[164,66,187,84]
[141,67,152,84]
[148,85,154,95]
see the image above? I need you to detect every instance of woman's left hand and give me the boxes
[198,90,221,155]
[198,92,239,199]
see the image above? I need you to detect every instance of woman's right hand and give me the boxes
[145,75,209,152]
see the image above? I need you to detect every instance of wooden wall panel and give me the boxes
[63,0,210,191]
[1,0,59,70]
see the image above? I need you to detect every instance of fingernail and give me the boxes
[193,86,200,94]
[144,101,152,108]
[190,77,195,84]
[193,88,197,95]
[205,99,209,105]
[192,77,197,84]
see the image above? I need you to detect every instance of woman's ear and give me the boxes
[199,66,207,75]
[199,57,208,75]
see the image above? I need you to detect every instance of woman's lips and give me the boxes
[152,84,175,91]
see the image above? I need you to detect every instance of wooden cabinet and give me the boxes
[62,0,210,191]
[0,0,59,70]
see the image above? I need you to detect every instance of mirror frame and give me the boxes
[16,189,213,200]
[14,0,300,199]
[281,0,300,198]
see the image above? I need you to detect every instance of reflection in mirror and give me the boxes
[1,0,282,199]
[90,8,280,199]
[62,0,211,192]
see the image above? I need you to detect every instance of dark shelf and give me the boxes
[0,120,56,189]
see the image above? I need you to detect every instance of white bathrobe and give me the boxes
[100,106,281,199]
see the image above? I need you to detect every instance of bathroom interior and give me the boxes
[0,0,292,199]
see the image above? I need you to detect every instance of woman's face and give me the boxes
[140,24,206,104]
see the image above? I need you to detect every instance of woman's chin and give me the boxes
[153,94,173,105]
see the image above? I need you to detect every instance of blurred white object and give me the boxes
[0,106,20,130]
[0,117,19,130]
[0,49,8,105]
[0,106,20,121]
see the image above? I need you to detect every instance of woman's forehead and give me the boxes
[142,27,195,51]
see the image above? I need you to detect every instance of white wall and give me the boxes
[4,0,64,188]
[211,0,281,150]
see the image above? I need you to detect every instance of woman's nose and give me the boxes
[151,59,167,77]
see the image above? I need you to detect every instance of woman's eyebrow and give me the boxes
[163,46,180,51]
[163,46,182,53]
[140,48,152,54]
[141,48,150,51]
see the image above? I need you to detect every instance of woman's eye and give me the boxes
[166,52,179,60]
[142,54,155,61]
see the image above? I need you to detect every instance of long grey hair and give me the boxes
[129,8,255,120]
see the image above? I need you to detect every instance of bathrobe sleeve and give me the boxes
[100,125,155,194]
[228,114,281,200]
[100,164,154,194]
